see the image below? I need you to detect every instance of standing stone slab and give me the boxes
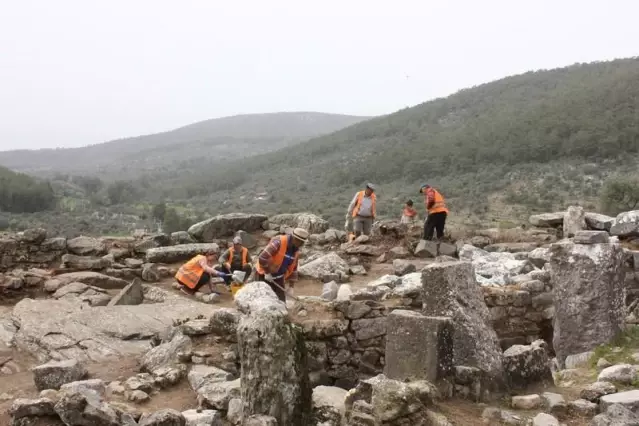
[550,242,626,368]
[236,282,312,425]
[421,261,506,390]
[107,278,144,306]
[384,311,453,383]
[563,205,587,238]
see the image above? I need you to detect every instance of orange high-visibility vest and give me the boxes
[426,188,448,215]
[175,255,206,289]
[403,207,417,217]
[352,191,377,218]
[225,246,248,270]
[255,235,299,280]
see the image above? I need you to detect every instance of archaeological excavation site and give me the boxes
[2,209,639,426]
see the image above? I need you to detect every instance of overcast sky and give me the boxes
[0,0,637,150]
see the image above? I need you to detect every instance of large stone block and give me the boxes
[550,242,626,368]
[421,261,506,390]
[384,310,453,383]
[237,282,312,425]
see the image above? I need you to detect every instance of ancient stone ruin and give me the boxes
[2,208,639,425]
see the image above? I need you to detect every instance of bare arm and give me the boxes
[199,257,221,276]
[346,193,358,216]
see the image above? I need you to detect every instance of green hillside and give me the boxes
[150,57,639,226]
[0,112,371,179]
[0,165,55,214]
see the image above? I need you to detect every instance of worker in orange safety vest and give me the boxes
[175,248,227,297]
[419,184,449,240]
[346,183,376,237]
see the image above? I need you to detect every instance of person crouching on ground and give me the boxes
[346,183,376,237]
[254,227,308,302]
[400,199,419,225]
[175,249,226,295]
[419,184,449,240]
[215,236,252,287]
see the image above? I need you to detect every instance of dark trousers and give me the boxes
[214,264,253,285]
[256,273,286,302]
[423,212,447,240]
[177,272,210,294]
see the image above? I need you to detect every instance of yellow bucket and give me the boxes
[230,282,244,296]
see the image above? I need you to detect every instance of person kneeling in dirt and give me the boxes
[254,227,308,302]
[215,236,252,287]
[175,248,226,295]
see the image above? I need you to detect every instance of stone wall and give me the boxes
[0,229,66,273]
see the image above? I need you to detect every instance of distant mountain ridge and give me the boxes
[0,111,371,178]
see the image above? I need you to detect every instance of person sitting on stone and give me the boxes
[174,248,226,295]
[215,236,253,287]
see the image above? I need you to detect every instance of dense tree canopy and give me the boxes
[0,165,55,213]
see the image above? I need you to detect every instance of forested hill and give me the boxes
[167,58,639,224]
[0,165,55,213]
[0,112,370,179]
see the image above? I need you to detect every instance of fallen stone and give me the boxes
[511,394,542,410]
[181,408,222,426]
[585,212,615,231]
[580,381,617,402]
[389,246,410,259]
[503,340,553,388]
[320,281,339,301]
[171,231,196,245]
[414,240,438,258]
[384,310,453,383]
[550,241,626,367]
[139,409,186,426]
[141,332,192,374]
[54,390,123,425]
[567,398,597,417]
[600,389,639,413]
[9,398,56,419]
[459,244,532,286]
[591,403,639,425]
[528,247,551,268]
[107,278,144,306]
[189,213,268,241]
[597,364,638,385]
[32,359,88,391]
[67,236,106,256]
[485,242,538,253]
[574,230,610,244]
[298,252,350,280]
[349,265,367,275]
[268,212,329,234]
[392,259,416,276]
[529,212,564,228]
[610,210,639,238]
[564,351,595,369]
[312,385,347,425]
[244,415,278,426]
[61,254,111,270]
[145,244,220,264]
[532,413,559,426]
[367,274,400,289]
[54,271,129,290]
[542,392,567,419]
[142,263,160,282]
[60,379,106,397]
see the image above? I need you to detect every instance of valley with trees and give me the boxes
[1,58,638,237]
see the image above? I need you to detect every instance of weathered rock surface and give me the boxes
[392,259,416,276]
[145,243,220,264]
[529,212,564,228]
[563,205,586,238]
[61,254,111,270]
[503,340,552,389]
[298,252,349,280]
[53,271,128,290]
[611,210,639,238]
[591,402,639,425]
[312,385,347,425]
[32,359,88,391]
[384,310,453,383]
[574,230,609,244]
[67,236,106,256]
[138,409,186,426]
[107,278,144,306]
[188,213,268,241]
[11,293,211,362]
[585,212,615,231]
[580,381,617,402]
[421,261,506,390]
[268,212,329,234]
[600,389,639,413]
[181,408,222,426]
[459,244,532,286]
[550,241,626,367]
[236,282,312,424]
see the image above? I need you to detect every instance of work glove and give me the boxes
[264,273,274,282]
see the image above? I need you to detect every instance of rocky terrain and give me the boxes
[1,208,639,425]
